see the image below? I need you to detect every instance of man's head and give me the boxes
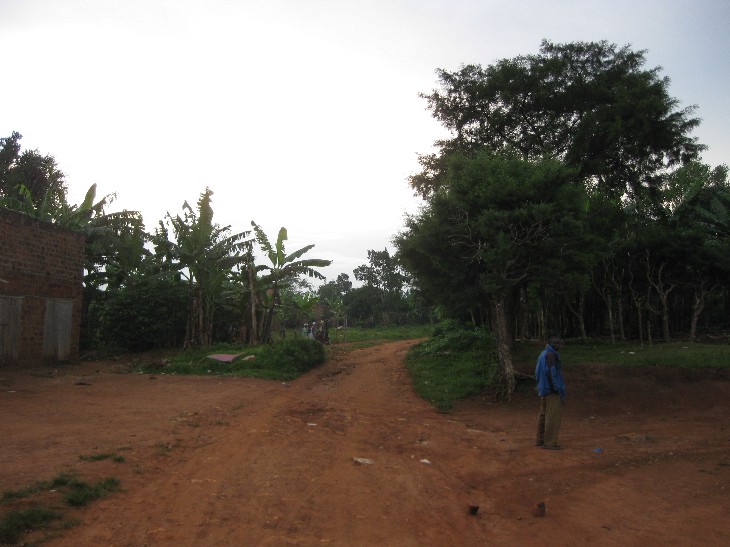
[548,334,562,350]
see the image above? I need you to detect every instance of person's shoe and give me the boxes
[535,441,544,447]
[542,445,562,450]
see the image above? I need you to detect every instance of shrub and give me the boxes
[0,506,61,544]
[256,338,326,374]
[406,322,498,410]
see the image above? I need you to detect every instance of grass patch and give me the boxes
[1,472,120,544]
[2,473,119,508]
[2,472,73,503]
[136,325,432,379]
[330,324,433,344]
[79,451,125,463]
[139,338,326,380]
[512,340,730,369]
[0,506,62,545]
[405,322,498,411]
[63,477,120,507]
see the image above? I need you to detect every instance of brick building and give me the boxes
[0,208,85,365]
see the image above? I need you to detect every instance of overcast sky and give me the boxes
[2,0,728,285]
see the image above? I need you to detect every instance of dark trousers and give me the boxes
[536,393,562,447]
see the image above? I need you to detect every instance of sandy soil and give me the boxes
[1,339,728,546]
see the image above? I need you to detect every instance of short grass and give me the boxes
[0,506,62,545]
[139,338,325,379]
[406,326,730,411]
[512,339,730,369]
[405,323,498,411]
[406,350,498,411]
[1,472,120,544]
[2,472,120,508]
[329,324,433,344]
[62,477,120,507]
[79,451,125,463]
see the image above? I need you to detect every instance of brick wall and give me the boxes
[0,208,85,365]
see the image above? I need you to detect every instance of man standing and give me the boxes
[535,334,566,450]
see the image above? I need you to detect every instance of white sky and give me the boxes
[2,0,728,285]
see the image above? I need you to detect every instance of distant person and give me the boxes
[535,334,566,450]
[302,323,309,338]
[309,321,316,340]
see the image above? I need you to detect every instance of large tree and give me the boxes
[0,131,67,208]
[352,249,410,325]
[397,151,591,398]
[412,40,704,203]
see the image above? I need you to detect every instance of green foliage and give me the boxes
[349,249,413,326]
[163,188,252,347]
[512,340,730,369]
[258,338,326,374]
[331,324,433,343]
[141,338,325,380]
[397,151,588,325]
[0,131,67,209]
[99,275,188,351]
[63,477,120,507]
[251,221,331,342]
[415,40,703,201]
[406,323,498,410]
[0,472,120,544]
[78,452,125,463]
[0,506,61,544]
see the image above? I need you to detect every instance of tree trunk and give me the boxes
[616,295,626,341]
[490,295,515,400]
[261,306,274,342]
[660,297,671,343]
[564,292,587,341]
[689,280,716,343]
[636,300,644,346]
[643,254,674,343]
[646,319,653,346]
[689,289,706,343]
[606,293,615,344]
[593,274,615,343]
[247,266,258,345]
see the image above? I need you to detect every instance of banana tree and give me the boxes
[166,189,252,347]
[251,221,331,343]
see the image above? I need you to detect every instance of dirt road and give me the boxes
[1,340,728,545]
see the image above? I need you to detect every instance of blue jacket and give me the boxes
[535,344,566,400]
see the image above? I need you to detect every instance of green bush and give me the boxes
[98,276,187,351]
[63,477,120,507]
[410,322,492,355]
[406,322,498,410]
[0,506,61,544]
[140,339,326,380]
[257,338,326,374]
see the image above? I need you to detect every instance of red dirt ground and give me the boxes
[1,339,728,546]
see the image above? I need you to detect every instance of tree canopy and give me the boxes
[412,40,704,203]
[397,40,727,398]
